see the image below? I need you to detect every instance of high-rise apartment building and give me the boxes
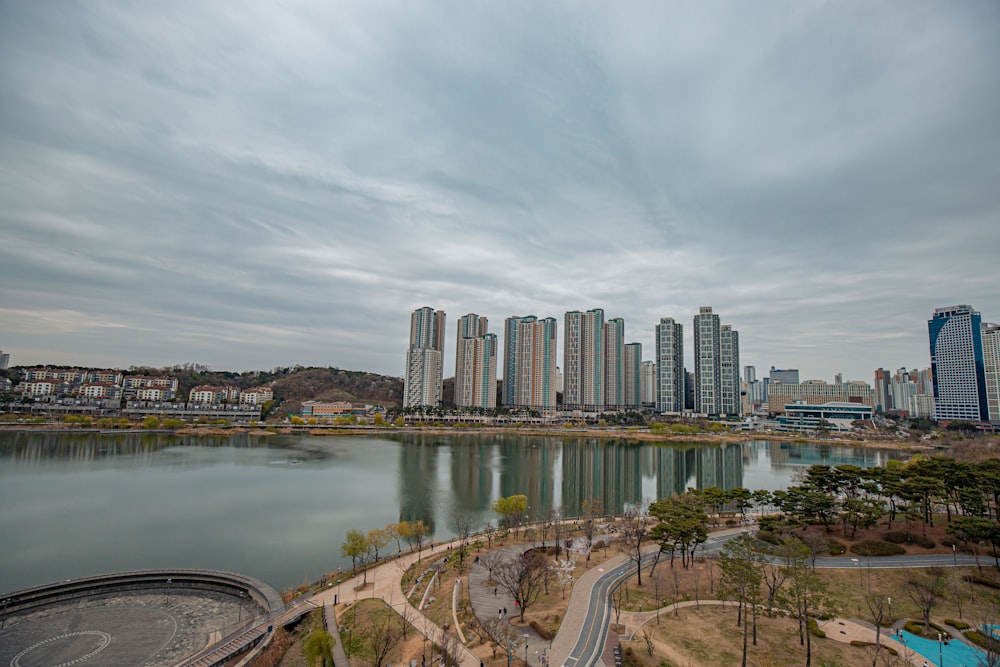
[604,318,625,409]
[928,305,988,422]
[456,333,498,409]
[873,368,892,413]
[404,307,445,408]
[720,324,741,417]
[564,309,605,411]
[693,307,721,415]
[455,314,492,408]
[514,317,558,410]
[983,322,1000,421]
[0,350,9,370]
[502,315,559,409]
[624,343,642,409]
[640,361,657,408]
[655,318,684,414]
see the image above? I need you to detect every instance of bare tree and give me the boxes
[862,593,889,667]
[494,550,549,622]
[641,628,655,657]
[906,570,945,633]
[452,508,474,557]
[581,499,603,562]
[480,550,504,584]
[611,583,626,625]
[549,557,576,599]
[368,614,401,667]
[619,505,651,586]
[549,506,565,557]
[477,614,515,658]
[438,629,464,667]
[396,602,417,640]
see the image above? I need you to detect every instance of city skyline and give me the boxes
[2,3,998,381]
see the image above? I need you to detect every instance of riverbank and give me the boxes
[0,421,942,451]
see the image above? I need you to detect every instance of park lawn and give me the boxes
[625,606,876,667]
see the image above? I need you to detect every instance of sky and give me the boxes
[1,1,998,383]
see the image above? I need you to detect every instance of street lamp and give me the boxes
[887,597,892,626]
[1,597,10,629]
[938,633,944,667]
[524,634,529,666]
[238,591,245,623]
[952,544,957,567]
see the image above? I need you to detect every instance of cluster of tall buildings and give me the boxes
[926,304,1000,423]
[872,367,934,418]
[403,305,742,418]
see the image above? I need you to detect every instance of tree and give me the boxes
[862,593,889,667]
[719,534,763,667]
[949,515,999,572]
[493,495,528,533]
[303,628,334,667]
[619,505,652,586]
[406,520,431,561]
[368,527,391,563]
[906,569,946,633]
[477,613,515,658]
[368,613,401,667]
[494,549,549,622]
[549,557,576,599]
[779,538,829,667]
[581,499,603,561]
[341,529,369,575]
[650,492,708,569]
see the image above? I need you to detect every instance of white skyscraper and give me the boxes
[403,307,445,408]
[640,361,657,408]
[564,309,605,411]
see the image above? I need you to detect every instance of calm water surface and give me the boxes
[0,431,897,594]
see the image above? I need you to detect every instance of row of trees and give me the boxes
[340,520,432,583]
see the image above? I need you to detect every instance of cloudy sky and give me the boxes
[1,1,998,383]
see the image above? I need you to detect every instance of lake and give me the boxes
[0,431,897,594]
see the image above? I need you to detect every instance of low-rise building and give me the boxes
[23,380,56,397]
[301,400,355,417]
[239,387,273,405]
[776,401,874,432]
[767,380,873,414]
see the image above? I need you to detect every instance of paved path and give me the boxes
[468,542,549,649]
[324,603,350,667]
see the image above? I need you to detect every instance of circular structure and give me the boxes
[0,570,283,667]
[11,630,112,667]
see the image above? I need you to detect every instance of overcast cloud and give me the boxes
[1,1,998,382]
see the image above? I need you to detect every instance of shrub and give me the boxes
[964,629,1000,654]
[946,619,971,630]
[850,540,905,557]
[756,530,781,546]
[884,530,909,544]
[808,618,826,638]
[826,539,847,555]
[530,621,555,641]
[849,640,872,647]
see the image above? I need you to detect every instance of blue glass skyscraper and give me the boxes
[928,305,988,422]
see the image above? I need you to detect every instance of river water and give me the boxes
[0,431,896,594]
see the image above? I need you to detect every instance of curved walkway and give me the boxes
[467,542,550,648]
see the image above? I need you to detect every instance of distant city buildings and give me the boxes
[0,350,9,370]
[769,367,800,385]
[767,380,873,414]
[928,305,988,422]
[871,367,933,417]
